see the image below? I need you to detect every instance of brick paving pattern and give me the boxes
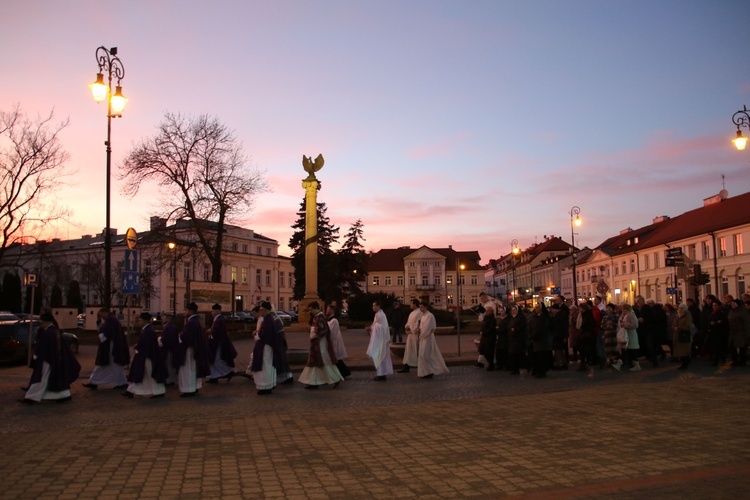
[0,330,748,498]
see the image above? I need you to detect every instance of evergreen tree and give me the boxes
[289,199,340,302]
[338,219,367,296]
[66,280,83,310]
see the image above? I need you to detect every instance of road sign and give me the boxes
[24,273,37,286]
[551,287,561,295]
[666,247,682,257]
[666,256,685,267]
[121,271,141,294]
[124,249,138,272]
[126,227,138,250]
[666,287,677,294]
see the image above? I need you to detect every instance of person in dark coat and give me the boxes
[83,308,130,389]
[176,302,211,397]
[507,304,527,375]
[206,304,238,383]
[477,305,497,370]
[634,296,658,368]
[577,303,597,371]
[20,312,81,404]
[550,303,568,370]
[159,313,181,385]
[727,299,749,367]
[528,303,552,378]
[250,301,287,395]
[123,312,168,399]
[388,301,405,343]
[494,306,510,372]
[707,300,729,366]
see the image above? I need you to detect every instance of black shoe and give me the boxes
[256,389,272,395]
[18,398,36,404]
[332,382,340,389]
[474,362,484,368]
[150,394,165,399]
[281,377,294,385]
[56,396,72,403]
[372,375,386,381]
[206,378,218,384]
[304,385,319,390]
[112,384,128,390]
[82,383,98,390]
[180,391,197,398]
[121,391,134,399]
[486,366,495,371]
[419,374,434,379]
[225,372,235,382]
[397,367,410,373]
[20,386,29,391]
[165,382,175,387]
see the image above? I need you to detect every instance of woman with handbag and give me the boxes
[672,303,694,369]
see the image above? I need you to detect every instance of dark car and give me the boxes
[275,311,292,326]
[0,320,79,364]
[280,310,298,323]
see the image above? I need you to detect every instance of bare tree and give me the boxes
[0,105,71,261]
[120,112,267,282]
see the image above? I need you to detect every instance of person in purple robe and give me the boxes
[159,313,180,385]
[250,301,286,395]
[176,302,211,397]
[206,303,237,383]
[123,312,168,399]
[19,312,81,404]
[83,308,130,390]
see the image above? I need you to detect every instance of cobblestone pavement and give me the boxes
[1,330,748,499]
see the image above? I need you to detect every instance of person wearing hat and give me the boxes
[206,303,237,384]
[83,308,130,390]
[122,312,168,399]
[249,301,286,395]
[19,312,81,404]
[175,302,211,397]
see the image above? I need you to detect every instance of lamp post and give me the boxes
[732,105,749,151]
[90,46,127,310]
[510,239,519,305]
[570,206,582,304]
[168,242,177,315]
[456,259,465,356]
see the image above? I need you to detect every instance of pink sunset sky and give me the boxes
[2,1,750,263]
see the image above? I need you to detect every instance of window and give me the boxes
[372,276,380,286]
[653,252,660,268]
[435,262,441,268]
[231,242,238,252]
[203,264,210,281]
[257,246,262,255]
[279,297,284,310]
[289,272,294,288]
[722,276,729,296]
[169,262,176,280]
[643,255,649,271]
[169,292,175,312]
[621,262,626,275]
[265,270,271,285]
[615,265,619,276]
[242,244,248,253]
[460,275,466,285]
[409,262,415,267]
[435,276,441,285]
[422,275,429,286]
[421,261,428,267]
[470,295,478,305]
[397,276,404,286]
[256,269,261,284]
[719,237,727,257]
[242,267,248,284]
[144,259,152,275]
[385,276,392,286]
[231,266,237,282]
[738,275,746,296]
[702,241,710,260]
[447,294,454,305]
[409,275,416,285]
[266,248,271,256]
[434,295,442,305]
[184,261,191,280]
[471,276,478,285]
[446,275,453,285]
[630,259,635,273]
[279,274,284,287]
[734,234,744,255]
[687,244,696,260]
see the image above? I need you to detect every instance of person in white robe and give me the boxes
[327,304,350,378]
[366,300,393,381]
[416,302,449,379]
[398,299,422,373]
[299,301,343,388]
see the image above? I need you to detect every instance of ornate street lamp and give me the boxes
[90,46,127,309]
[570,206,582,303]
[456,259,465,355]
[732,105,749,151]
[168,242,178,315]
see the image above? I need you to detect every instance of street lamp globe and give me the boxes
[110,86,128,116]
[90,73,108,102]
[734,130,747,151]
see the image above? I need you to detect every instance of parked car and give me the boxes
[0,320,79,364]
[76,313,85,328]
[0,311,20,322]
[280,310,298,323]
[275,311,292,326]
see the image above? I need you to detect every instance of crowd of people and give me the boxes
[472,291,750,378]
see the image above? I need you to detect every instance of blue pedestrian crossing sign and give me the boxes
[122,249,140,294]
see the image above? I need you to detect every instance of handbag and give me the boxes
[616,327,629,346]
[678,330,691,343]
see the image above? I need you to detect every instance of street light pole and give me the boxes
[731,105,749,151]
[168,242,177,315]
[510,239,519,306]
[90,46,127,310]
[570,206,582,305]
[456,258,465,356]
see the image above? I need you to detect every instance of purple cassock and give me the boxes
[160,321,180,370]
[29,324,81,391]
[128,324,168,384]
[250,314,286,372]
[177,314,211,378]
[95,313,131,367]
[208,314,237,367]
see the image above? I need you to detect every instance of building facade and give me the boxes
[364,245,484,310]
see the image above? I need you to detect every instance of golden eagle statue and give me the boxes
[302,154,324,181]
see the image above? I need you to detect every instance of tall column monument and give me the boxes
[298,153,324,325]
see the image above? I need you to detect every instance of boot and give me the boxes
[630,361,641,371]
